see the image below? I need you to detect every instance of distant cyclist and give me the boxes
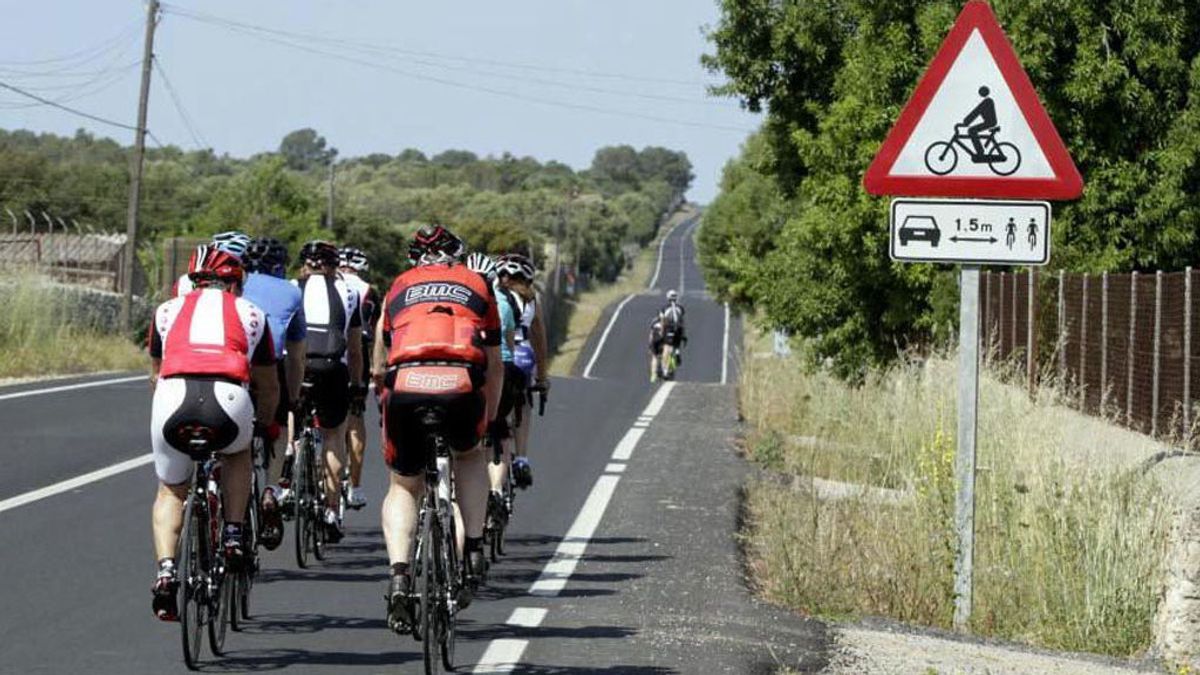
[374,225,502,632]
[494,253,547,488]
[148,246,279,621]
[242,236,307,549]
[339,246,379,511]
[474,253,521,501]
[172,231,251,296]
[651,290,686,381]
[293,240,363,544]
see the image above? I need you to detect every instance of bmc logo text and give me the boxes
[404,283,472,305]
[404,371,463,392]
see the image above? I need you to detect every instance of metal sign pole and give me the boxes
[953,264,981,631]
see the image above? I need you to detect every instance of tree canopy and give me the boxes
[699,0,1200,377]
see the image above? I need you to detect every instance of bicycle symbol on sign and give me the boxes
[923,86,1023,177]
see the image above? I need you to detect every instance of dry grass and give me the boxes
[547,208,694,377]
[740,327,1173,656]
[0,278,143,378]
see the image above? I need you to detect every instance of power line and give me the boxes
[153,58,208,150]
[0,79,138,132]
[165,9,755,134]
[163,5,711,88]
[0,21,141,68]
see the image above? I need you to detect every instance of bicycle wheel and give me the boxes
[179,493,205,670]
[439,504,458,671]
[419,508,439,675]
[990,142,1022,176]
[313,448,328,562]
[208,509,230,655]
[293,439,310,569]
[924,141,958,175]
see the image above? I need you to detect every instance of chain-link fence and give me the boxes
[982,268,1198,444]
[0,232,129,292]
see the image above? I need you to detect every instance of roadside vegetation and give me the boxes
[739,329,1172,656]
[0,278,143,379]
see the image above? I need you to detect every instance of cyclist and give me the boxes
[242,236,307,550]
[172,231,251,296]
[651,290,686,381]
[374,225,502,632]
[148,246,279,621]
[470,253,520,507]
[294,240,364,544]
[494,253,547,488]
[338,246,379,511]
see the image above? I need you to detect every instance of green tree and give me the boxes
[279,128,336,171]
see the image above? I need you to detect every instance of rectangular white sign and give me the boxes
[889,198,1050,266]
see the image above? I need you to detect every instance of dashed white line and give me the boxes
[604,462,626,474]
[473,639,528,674]
[0,453,153,514]
[529,474,621,597]
[610,428,646,461]
[0,374,145,401]
[506,607,547,628]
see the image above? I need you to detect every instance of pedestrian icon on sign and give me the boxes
[923,85,1023,177]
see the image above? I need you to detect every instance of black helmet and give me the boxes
[408,224,464,265]
[339,246,369,273]
[299,240,340,269]
[245,237,288,276]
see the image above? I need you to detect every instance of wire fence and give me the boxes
[982,268,1198,445]
[0,227,130,293]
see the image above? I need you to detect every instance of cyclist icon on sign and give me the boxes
[1027,217,1038,249]
[1005,217,1017,249]
[924,85,1023,177]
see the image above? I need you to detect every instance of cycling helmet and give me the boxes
[245,237,288,276]
[210,230,251,259]
[465,251,498,280]
[666,289,679,302]
[187,244,244,286]
[495,253,534,281]
[299,240,340,269]
[408,224,465,265]
[339,246,369,273]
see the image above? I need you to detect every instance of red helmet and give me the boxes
[187,244,244,285]
[408,224,465,265]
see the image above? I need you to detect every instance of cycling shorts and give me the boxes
[151,377,253,485]
[381,364,485,476]
[494,362,527,439]
[273,360,291,426]
[303,357,351,429]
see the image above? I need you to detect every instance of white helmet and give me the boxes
[465,252,498,280]
[666,289,679,302]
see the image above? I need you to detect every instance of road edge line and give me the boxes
[0,374,146,401]
[0,453,153,514]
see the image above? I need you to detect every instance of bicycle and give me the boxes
[408,406,466,674]
[484,434,514,563]
[174,432,234,670]
[292,384,329,568]
[923,125,1022,176]
[657,342,680,381]
[231,429,269,630]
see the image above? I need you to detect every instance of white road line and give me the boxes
[473,382,675,671]
[506,607,548,628]
[0,374,145,401]
[528,475,621,597]
[581,293,637,380]
[721,302,731,385]
[473,639,528,674]
[647,217,683,291]
[0,453,153,514]
[610,428,646,461]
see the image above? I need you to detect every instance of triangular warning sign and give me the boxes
[863,1,1082,200]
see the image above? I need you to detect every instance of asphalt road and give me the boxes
[0,221,827,673]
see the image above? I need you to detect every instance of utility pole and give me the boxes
[120,0,160,334]
[326,160,335,231]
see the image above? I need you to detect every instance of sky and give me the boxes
[0,1,759,203]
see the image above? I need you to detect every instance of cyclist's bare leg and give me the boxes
[382,471,423,564]
[453,445,488,544]
[346,412,367,488]
[663,344,675,372]
[220,447,251,526]
[152,481,189,560]
[514,403,532,460]
[487,439,511,491]
[322,422,348,510]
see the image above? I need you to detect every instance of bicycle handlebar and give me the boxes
[529,384,548,416]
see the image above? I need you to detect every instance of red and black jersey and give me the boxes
[150,288,276,383]
[381,263,501,367]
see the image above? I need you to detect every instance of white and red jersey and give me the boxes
[150,288,275,383]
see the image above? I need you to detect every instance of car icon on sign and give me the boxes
[898,215,940,247]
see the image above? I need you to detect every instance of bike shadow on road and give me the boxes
[194,646,420,672]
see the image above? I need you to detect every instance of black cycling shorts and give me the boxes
[303,357,351,429]
[381,365,485,476]
[494,362,527,438]
[273,360,291,426]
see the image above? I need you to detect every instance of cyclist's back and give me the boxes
[244,272,305,358]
